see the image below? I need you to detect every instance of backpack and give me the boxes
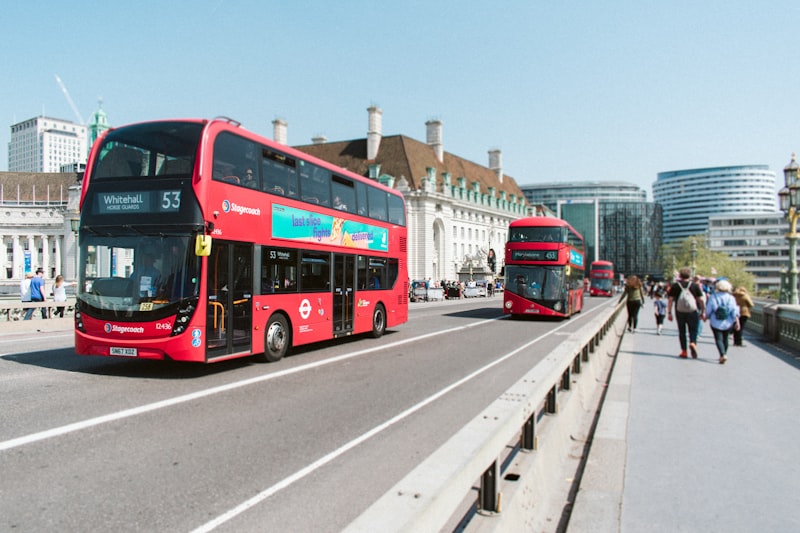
[714,295,730,320]
[676,282,697,313]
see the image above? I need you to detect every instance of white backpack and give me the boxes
[676,282,697,313]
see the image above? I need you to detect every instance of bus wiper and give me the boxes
[81,225,114,237]
[122,224,147,235]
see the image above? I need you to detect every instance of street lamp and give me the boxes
[690,238,697,278]
[779,153,800,305]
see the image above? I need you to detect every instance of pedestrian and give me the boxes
[653,291,667,335]
[624,275,646,333]
[20,272,34,320]
[667,267,705,358]
[703,279,741,364]
[52,274,67,318]
[732,286,754,347]
[30,268,48,319]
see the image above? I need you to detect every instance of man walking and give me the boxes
[30,268,48,319]
[667,267,705,358]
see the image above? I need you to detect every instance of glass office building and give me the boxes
[653,165,776,243]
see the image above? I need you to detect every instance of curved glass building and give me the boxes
[653,165,776,243]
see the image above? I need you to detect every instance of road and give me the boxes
[0,296,617,532]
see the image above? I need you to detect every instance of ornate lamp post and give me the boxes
[779,153,800,305]
[690,238,697,278]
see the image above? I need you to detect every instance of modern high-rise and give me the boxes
[8,116,88,173]
[653,165,776,243]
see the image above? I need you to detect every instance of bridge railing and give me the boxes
[345,299,627,532]
[748,301,800,353]
[0,299,76,320]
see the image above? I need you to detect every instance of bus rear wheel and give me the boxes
[371,304,386,338]
[257,314,290,363]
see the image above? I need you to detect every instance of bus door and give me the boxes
[333,254,355,336]
[207,241,253,358]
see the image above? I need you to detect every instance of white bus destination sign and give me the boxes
[96,191,181,214]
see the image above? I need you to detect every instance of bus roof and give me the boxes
[509,216,570,228]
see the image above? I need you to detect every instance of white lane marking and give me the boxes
[0,317,503,453]
[191,307,608,532]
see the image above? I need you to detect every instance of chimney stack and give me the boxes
[488,149,503,183]
[426,119,443,163]
[272,118,288,145]
[367,105,382,160]
[312,134,327,145]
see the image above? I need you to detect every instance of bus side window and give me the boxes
[299,162,330,207]
[367,186,388,221]
[355,182,368,216]
[332,176,355,213]
[262,149,296,196]
[261,248,298,294]
[357,255,368,289]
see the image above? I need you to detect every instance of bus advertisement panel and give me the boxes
[74,118,408,363]
[589,260,615,297]
[503,217,585,318]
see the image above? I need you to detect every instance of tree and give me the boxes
[660,235,754,291]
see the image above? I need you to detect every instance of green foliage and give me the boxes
[659,235,755,291]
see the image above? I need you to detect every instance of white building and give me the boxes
[294,107,529,283]
[8,116,88,173]
[707,212,788,295]
[653,165,777,243]
[0,172,81,294]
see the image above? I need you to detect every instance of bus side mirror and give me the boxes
[195,235,212,256]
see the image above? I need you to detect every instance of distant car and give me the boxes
[411,280,428,302]
[464,280,488,297]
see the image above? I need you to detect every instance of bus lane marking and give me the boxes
[0,316,503,453]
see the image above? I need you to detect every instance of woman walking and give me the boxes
[624,275,646,333]
[704,279,741,364]
[732,286,753,347]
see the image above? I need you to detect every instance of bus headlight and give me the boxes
[505,300,513,309]
[553,301,563,311]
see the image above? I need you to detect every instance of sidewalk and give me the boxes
[2,316,73,334]
[569,304,800,532]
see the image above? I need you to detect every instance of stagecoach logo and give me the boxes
[299,298,312,320]
[104,323,145,334]
[222,199,261,216]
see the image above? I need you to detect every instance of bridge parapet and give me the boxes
[345,300,626,532]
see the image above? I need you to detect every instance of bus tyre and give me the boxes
[258,314,290,363]
[371,304,386,338]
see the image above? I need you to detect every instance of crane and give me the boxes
[54,74,85,125]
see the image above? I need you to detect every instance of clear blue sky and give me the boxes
[3,1,799,198]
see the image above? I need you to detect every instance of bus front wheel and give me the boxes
[257,314,291,363]
[371,304,386,338]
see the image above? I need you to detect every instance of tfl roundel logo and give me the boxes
[104,323,112,333]
[222,200,231,213]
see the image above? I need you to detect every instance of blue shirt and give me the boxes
[30,275,45,301]
[705,292,740,331]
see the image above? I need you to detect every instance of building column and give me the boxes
[1,235,6,280]
[54,237,62,279]
[12,235,23,278]
[41,234,50,277]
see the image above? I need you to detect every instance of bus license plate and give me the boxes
[110,347,138,357]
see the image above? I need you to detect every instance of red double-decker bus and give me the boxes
[503,217,585,318]
[74,118,408,363]
[589,260,615,297]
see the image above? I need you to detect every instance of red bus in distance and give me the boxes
[74,118,408,363]
[503,217,585,318]
[589,260,615,297]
